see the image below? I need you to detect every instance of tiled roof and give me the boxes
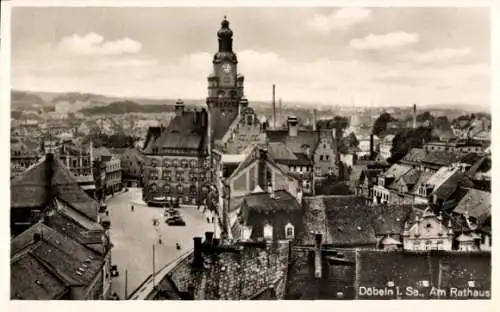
[267,142,298,161]
[401,148,463,167]
[93,146,112,158]
[11,155,99,221]
[237,190,303,240]
[382,163,412,179]
[399,168,422,186]
[431,170,474,202]
[467,155,491,178]
[410,171,435,196]
[453,188,491,225]
[302,196,428,246]
[356,250,491,299]
[302,196,375,246]
[459,153,484,166]
[143,111,207,153]
[11,223,104,292]
[11,253,68,299]
[266,130,320,157]
[432,128,456,141]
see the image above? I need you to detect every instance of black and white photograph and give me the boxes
[6,3,493,301]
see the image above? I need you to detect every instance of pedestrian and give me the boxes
[206,217,210,223]
[105,211,109,216]
[176,242,181,250]
[131,205,134,212]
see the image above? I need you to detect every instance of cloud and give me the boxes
[305,8,371,34]
[56,32,142,55]
[350,32,419,50]
[405,47,472,64]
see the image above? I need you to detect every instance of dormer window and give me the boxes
[285,222,295,240]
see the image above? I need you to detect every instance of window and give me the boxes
[323,144,326,149]
[162,170,171,180]
[176,184,183,193]
[181,160,188,168]
[164,185,171,194]
[326,155,330,160]
[163,159,171,167]
[320,155,324,161]
[285,222,295,240]
[190,185,197,194]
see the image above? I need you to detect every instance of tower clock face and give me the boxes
[222,63,232,74]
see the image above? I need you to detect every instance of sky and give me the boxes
[11,7,491,108]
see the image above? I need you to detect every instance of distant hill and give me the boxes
[79,100,176,115]
[11,90,46,110]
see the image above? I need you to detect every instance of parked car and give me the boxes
[164,209,179,217]
[166,216,186,226]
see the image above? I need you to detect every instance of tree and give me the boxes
[330,116,349,180]
[387,127,438,164]
[435,116,450,130]
[372,112,396,136]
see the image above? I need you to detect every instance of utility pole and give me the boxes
[152,244,156,292]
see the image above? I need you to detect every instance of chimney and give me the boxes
[33,232,42,243]
[193,237,203,268]
[201,108,208,128]
[175,99,185,116]
[268,182,275,199]
[258,147,268,189]
[412,104,417,129]
[205,231,214,246]
[193,110,200,126]
[45,153,55,203]
[89,141,94,163]
[314,233,322,278]
[279,98,283,128]
[287,116,298,137]
[312,109,317,131]
[370,134,375,161]
[272,84,276,129]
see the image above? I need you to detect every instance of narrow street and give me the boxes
[107,187,215,298]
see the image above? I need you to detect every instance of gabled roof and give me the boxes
[143,111,207,153]
[430,169,474,202]
[381,163,412,180]
[266,129,320,158]
[467,155,491,178]
[453,188,491,225]
[11,155,99,221]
